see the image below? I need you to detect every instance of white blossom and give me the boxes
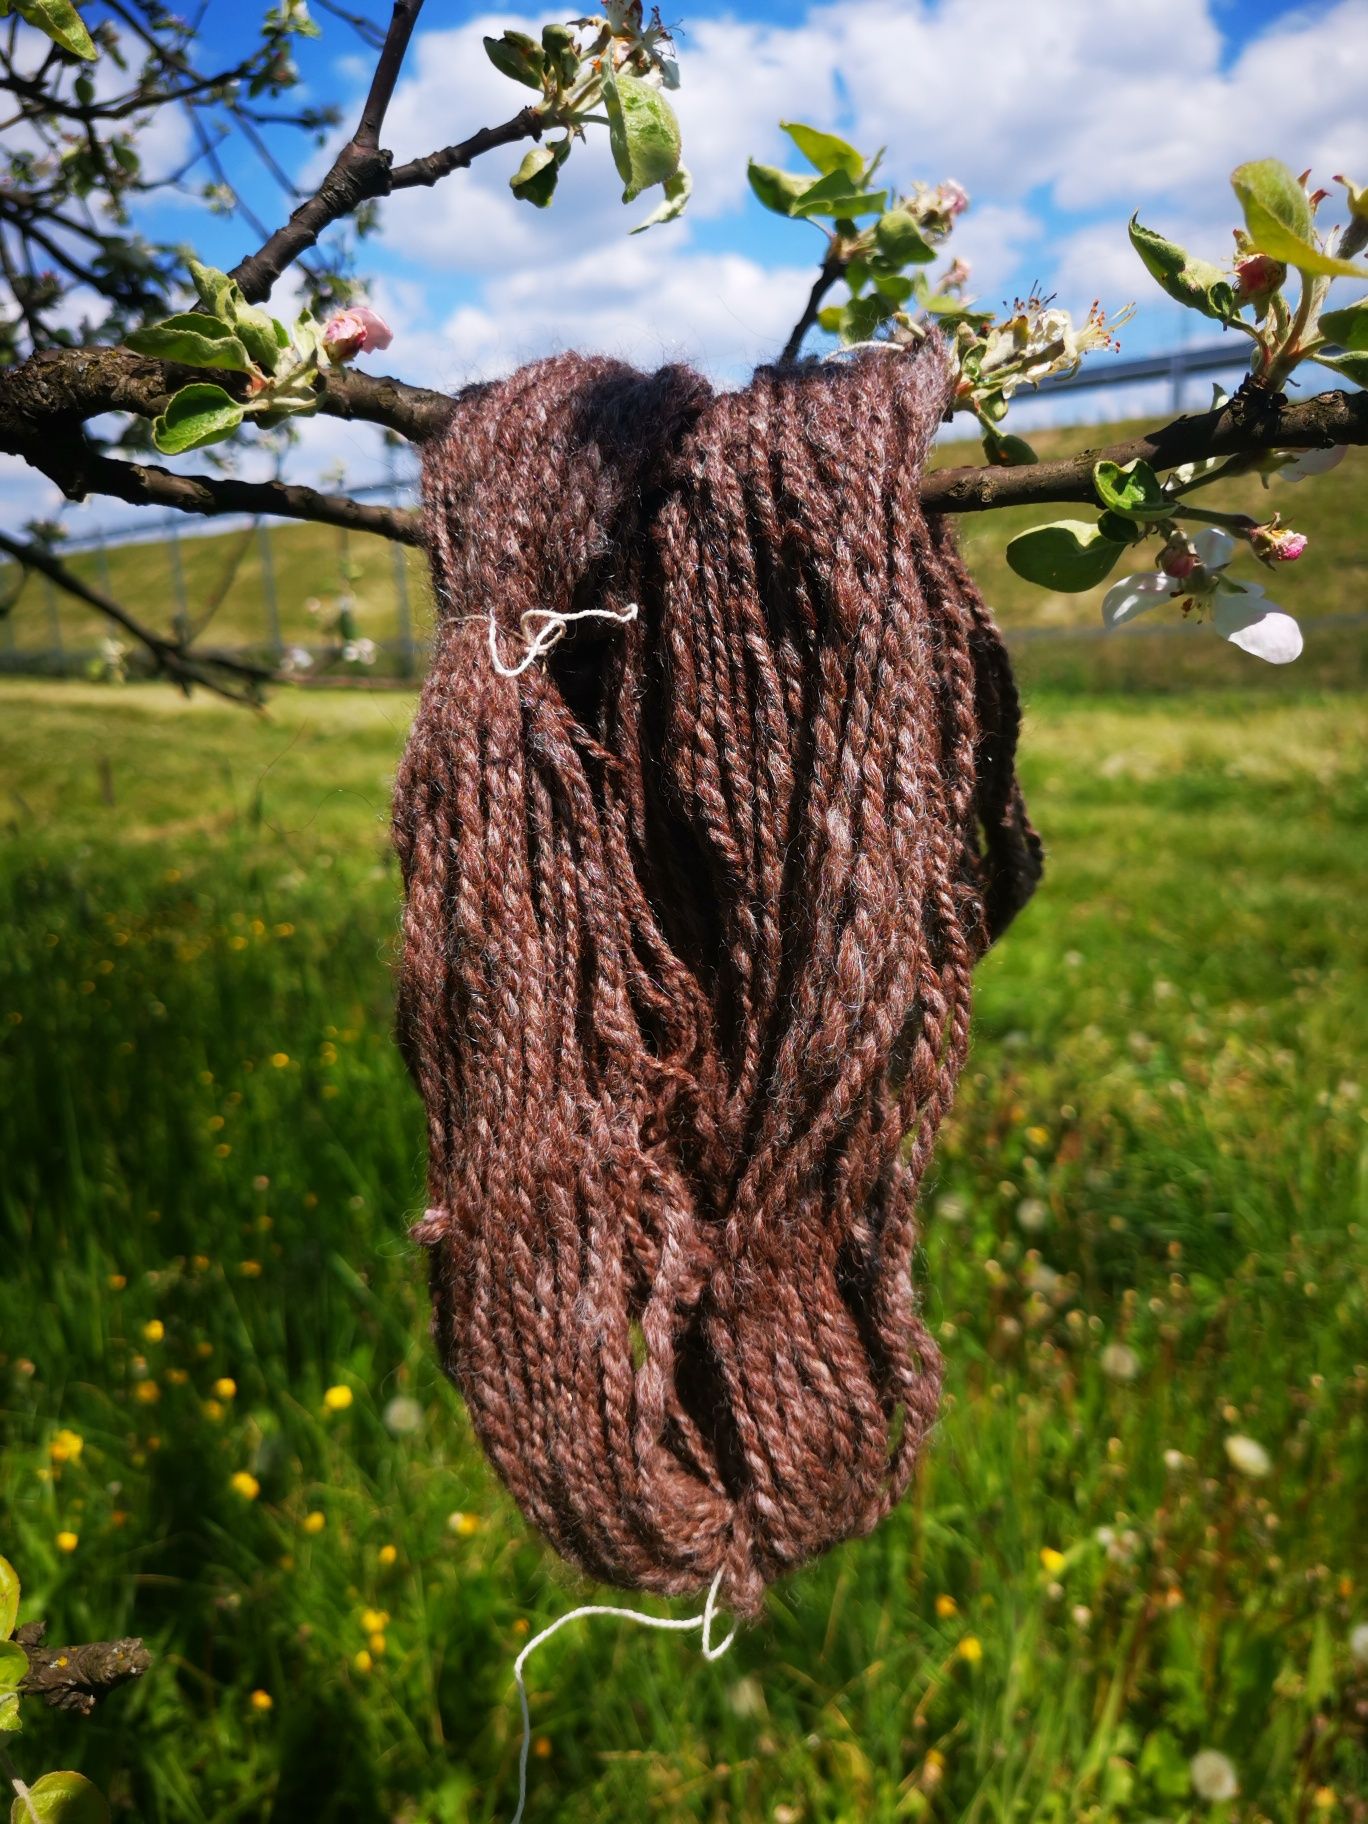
[1190,1749,1239,1802]
[1102,527,1302,664]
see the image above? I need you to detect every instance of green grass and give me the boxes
[1,678,1366,1823]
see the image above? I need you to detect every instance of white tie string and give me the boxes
[509,1568,737,1824]
[488,601,640,678]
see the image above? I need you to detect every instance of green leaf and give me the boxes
[834,294,893,346]
[746,160,811,217]
[1128,215,1235,321]
[1006,520,1127,592]
[0,1642,26,1694]
[0,1639,23,1730]
[631,164,692,234]
[779,120,863,182]
[1097,509,1148,545]
[183,260,281,373]
[0,1558,17,1640]
[1231,158,1368,279]
[13,0,96,60]
[482,30,545,90]
[1317,298,1368,351]
[873,209,935,266]
[540,22,579,86]
[982,427,1038,467]
[789,168,886,219]
[124,314,258,373]
[509,138,569,209]
[870,270,914,305]
[602,72,681,204]
[151,382,245,454]
[1310,348,1368,384]
[1092,457,1170,521]
[11,1772,109,1824]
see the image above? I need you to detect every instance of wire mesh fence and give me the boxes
[2,338,1333,688]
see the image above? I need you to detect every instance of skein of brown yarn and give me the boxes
[393,336,1042,1618]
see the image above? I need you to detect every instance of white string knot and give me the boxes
[509,1568,737,1824]
[488,601,639,679]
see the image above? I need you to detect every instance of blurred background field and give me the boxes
[1,663,1366,1823]
[2,426,1366,695]
[2,395,1367,1819]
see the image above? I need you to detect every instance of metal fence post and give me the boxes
[256,521,284,657]
[167,525,190,644]
[42,571,64,656]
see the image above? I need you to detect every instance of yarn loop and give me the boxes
[394,339,1042,1615]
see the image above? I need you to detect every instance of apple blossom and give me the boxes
[1101,527,1303,665]
[1279,445,1347,482]
[321,305,393,364]
[1251,522,1308,563]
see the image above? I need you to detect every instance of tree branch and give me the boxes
[922,383,1368,513]
[21,432,424,544]
[779,250,847,365]
[13,1621,152,1717]
[0,529,274,703]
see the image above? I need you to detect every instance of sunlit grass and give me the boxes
[1,680,1365,1822]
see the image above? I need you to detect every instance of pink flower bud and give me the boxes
[322,305,393,364]
[940,179,969,217]
[1252,524,1308,563]
[1234,253,1285,303]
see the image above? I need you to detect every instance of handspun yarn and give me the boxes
[393,337,1042,1617]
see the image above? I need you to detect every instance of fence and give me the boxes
[0,339,1288,682]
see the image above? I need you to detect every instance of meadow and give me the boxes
[1,672,1366,1823]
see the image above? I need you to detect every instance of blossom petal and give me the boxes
[1210,593,1303,663]
[1191,526,1236,570]
[1101,572,1177,629]
[1282,445,1346,482]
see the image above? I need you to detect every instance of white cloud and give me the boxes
[435,240,818,382]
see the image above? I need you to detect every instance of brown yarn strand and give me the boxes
[393,337,1042,1617]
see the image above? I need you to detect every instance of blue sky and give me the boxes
[4,0,1367,523]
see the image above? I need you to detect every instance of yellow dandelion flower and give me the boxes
[134,1380,161,1405]
[323,1384,353,1413]
[195,1334,213,1352]
[250,1689,273,1713]
[1312,1790,1336,1813]
[957,1635,983,1664]
[377,1544,398,1567]
[352,1650,373,1674]
[368,1633,387,1655]
[1025,1125,1050,1148]
[270,1052,290,1070]
[532,1736,552,1760]
[213,1377,238,1401]
[108,1274,127,1291]
[1039,1547,1066,1575]
[230,1471,261,1501]
[166,1367,189,1386]
[239,1260,263,1279]
[142,1319,165,1344]
[512,1618,530,1637]
[55,1530,79,1554]
[49,1429,84,1465]
[934,1594,958,1619]
[302,1511,326,1535]
[202,1400,225,1423]
[360,1608,389,1634]
[447,1511,481,1538]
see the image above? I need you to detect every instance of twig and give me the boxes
[13,1621,152,1716]
[779,250,848,365]
[0,529,273,703]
